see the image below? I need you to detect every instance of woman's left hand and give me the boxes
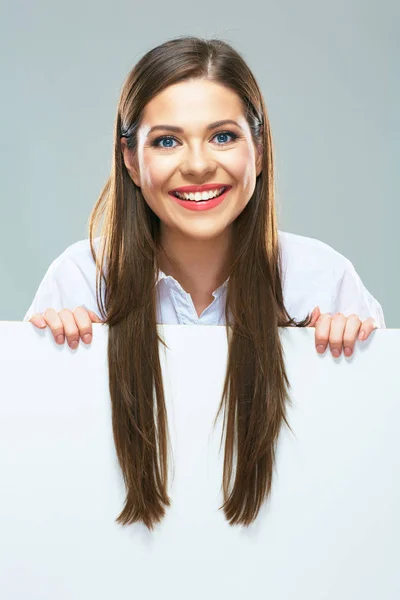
[307,307,379,358]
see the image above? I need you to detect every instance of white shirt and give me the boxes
[23,230,386,328]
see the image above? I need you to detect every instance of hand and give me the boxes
[307,306,378,358]
[29,306,103,349]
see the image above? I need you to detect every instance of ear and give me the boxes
[120,137,141,187]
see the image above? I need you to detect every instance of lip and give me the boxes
[169,183,231,194]
[169,186,232,212]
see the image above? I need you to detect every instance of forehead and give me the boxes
[140,79,245,129]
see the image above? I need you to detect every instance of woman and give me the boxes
[24,36,385,530]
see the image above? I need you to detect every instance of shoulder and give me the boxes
[23,237,102,321]
[50,237,100,274]
[48,236,103,306]
[277,230,386,327]
[277,229,349,279]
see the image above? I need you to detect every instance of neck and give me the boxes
[157,227,233,300]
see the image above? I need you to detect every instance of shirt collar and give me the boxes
[156,269,229,299]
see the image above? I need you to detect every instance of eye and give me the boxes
[151,130,239,150]
[212,130,238,145]
[152,136,178,149]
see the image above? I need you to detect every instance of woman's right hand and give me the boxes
[29,307,103,349]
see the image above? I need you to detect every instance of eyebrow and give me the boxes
[148,119,243,135]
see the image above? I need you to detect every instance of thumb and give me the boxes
[88,310,104,323]
[307,306,321,327]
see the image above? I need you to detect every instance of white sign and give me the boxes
[0,323,398,599]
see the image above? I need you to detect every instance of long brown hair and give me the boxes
[88,36,312,530]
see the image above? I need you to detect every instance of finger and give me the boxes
[306,306,321,328]
[42,308,65,344]
[358,317,379,341]
[58,309,80,350]
[343,314,362,357]
[315,313,332,354]
[29,313,47,328]
[87,310,103,323]
[328,313,347,358]
[72,306,95,344]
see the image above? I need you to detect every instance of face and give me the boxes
[120,78,262,244]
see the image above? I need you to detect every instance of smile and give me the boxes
[172,187,227,202]
[168,186,232,212]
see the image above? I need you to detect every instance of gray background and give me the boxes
[0,0,398,326]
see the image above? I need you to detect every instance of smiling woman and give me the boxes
[24,36,385,531]
[119,76,263,290]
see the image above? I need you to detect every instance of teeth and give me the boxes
[174,187,226,201]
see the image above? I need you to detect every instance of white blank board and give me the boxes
[0,322,399,599]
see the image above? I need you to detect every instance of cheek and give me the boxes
[226,147,255,180]
[140,154,174,194]
[231,154,256,192]
[138,156,172,218]
[241,162,256,191]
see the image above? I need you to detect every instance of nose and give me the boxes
[179,145,217,179]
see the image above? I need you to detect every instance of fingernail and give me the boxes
[344,347,353,357]
[358,331,366,341]
[332,349,340,358]
[38,317,46,327]
[70,340,79,349]
[317,345,325,354]
[56,335,64,344]
[83,334,92,344]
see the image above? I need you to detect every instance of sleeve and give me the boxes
[332,258,386,328]
[23,260,64,321]
[22,250,101,322]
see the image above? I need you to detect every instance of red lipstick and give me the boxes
[168,186,232,212]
